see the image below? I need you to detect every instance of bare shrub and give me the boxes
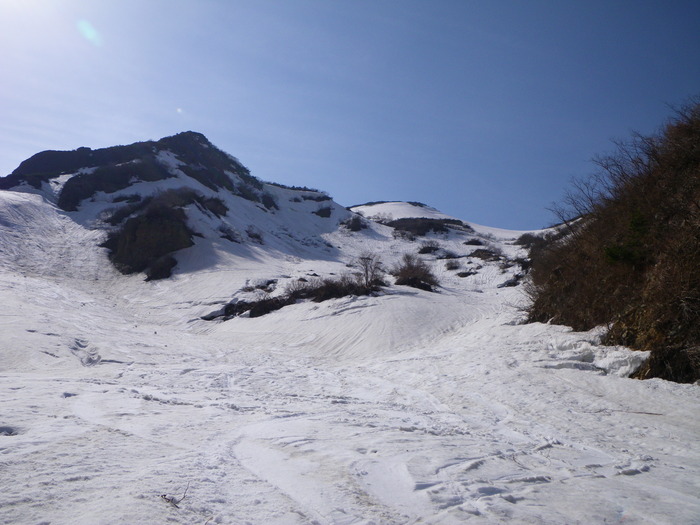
[242,279,277,293]
[463,238,484,246]
[266,182,321,192]
[284,278,311,297]
[469,248,502,261]
[392,229,415,241]
[527,98,700,382]
[302,275,372,302]
[218,224,241,243]
[58,157,172,211]
[445,260,460,271]
[370,212,393,224]
[392,253,439,291]
[388,217,471,237]
[205,269,385,321]
[102,196,153,225]
[199,196,228,217]
[437,250,459,260]
[222,296,291,318]
[355,251,384,288]
[285,273,379,303]
[418,240,440,254]
[245,226,263,243]
[260,192,278,210]
[301,193,332,202]
[341,215,368,231]
[514,232,545,248]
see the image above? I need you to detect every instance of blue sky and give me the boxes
[1,0,699,229]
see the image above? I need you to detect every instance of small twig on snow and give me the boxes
[160,480,190,508]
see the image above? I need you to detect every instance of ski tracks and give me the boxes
[1,287,697,523]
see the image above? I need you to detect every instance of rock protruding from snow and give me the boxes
[0,132,361,280]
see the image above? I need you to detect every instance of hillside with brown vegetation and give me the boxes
[527,100,700,383]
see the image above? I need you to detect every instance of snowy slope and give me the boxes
[0,142,699,524]
[351,201,457,222]
[351,201,543,240]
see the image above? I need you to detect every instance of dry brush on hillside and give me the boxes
[527,99,700,383]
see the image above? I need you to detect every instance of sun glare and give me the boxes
[76,19,103,47]
[1,0,53,14]
[1,0,26,11]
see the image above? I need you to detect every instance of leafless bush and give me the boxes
[242,279,277,293]
[445,260,460,271]
[342,215,368,231]
[392,229,415,241]
[205,269,385,321]
[469,248,503,261]
[388,217,468,237]
[284,278,312,297]
[313,206,332,218]
[218,224,241,243]
[355,251,384,288]
[245,226,263,243]
[437,250,459,260]
[418,240,440,254]
[463,238,484,246]
[392,253,439,291]
[527,98,700,382]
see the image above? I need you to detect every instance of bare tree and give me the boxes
[355,251,383,288]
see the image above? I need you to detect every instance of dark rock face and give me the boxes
[98,188,229,279]
[0,131,291,281]
[0,131,260,281]
[1,131,255,211]
[145,256,178,282]
[1,144,153,190]
[101,203,194,278]
[58,158,173,211]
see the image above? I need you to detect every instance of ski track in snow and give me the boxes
[0,196,699,524]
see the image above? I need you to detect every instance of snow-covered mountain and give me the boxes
[0,133,698,524]
[0,131,362,280]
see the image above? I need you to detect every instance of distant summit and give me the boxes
[0,133,537,285]
[0,132,350,280]
[1,131,256,211]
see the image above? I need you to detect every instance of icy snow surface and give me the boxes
[0,195,698,525]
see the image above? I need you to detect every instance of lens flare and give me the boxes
[77,19,102,47]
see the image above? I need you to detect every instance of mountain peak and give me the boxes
[1,131,236,188]
[0,131,255,209]
[0,132,359,280]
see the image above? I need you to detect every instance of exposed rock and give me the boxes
[101,204,194,278]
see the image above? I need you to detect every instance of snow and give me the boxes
[0,180,699,524]
[350,201,546,239]
[351,201,457,222]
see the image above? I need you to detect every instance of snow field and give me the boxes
[0,195,698,524]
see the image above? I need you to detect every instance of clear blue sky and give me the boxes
[1,0,699,229]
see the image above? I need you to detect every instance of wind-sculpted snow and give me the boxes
[0,181,698,523]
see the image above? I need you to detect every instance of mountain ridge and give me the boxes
[1,131,539,283]
[0,132,359,280]
[0,133,698,524]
